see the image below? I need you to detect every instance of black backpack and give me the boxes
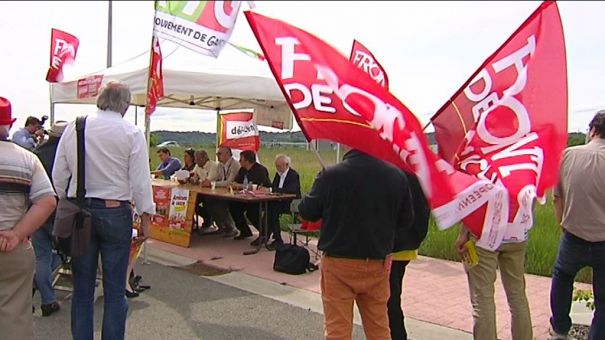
[273,244,318,275]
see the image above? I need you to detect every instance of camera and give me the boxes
[39,115,49,134]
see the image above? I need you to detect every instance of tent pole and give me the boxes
[134,105,138,126]
[336,143,341,164]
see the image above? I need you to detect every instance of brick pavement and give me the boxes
[147,232,591,340]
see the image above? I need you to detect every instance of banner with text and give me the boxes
[154,0,242,57]
[219,112,260,151]
[431,1,567,249]
[246,11,507,248]
[77,75,104,99]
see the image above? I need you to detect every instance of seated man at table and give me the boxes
[191,150,219,233]
[228,150,271,244]
[151,147,181,179]
[266,154,301,250]
[199,146,240,237]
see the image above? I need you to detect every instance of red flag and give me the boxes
[146,35,164,115]
[45,28,79,83]
[218,112,260,152]
[431,1,567,248]
[246,11,507,245]
[349,40,389,89]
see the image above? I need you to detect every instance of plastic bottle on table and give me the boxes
[243,175,249,192]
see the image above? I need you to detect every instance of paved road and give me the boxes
[34,260,365,340]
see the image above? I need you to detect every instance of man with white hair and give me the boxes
[53,81,155,340]
[266,153,301,249]
[0,96,57,340]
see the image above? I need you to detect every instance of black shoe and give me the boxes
[135,284,151,292]
[125,289,139,298]
[266,239,283,251]
[250,237,263,246]
[41,302,60,317]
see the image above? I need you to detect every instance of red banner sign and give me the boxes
[246,11,506,246]
[146,34,164,115]
[431,1,567,248]
[46,28,79,83]
[77,75,104,99]
[219,112,260,152]
[349,40,389,89]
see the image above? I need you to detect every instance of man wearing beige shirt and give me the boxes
[191,150,219,232]
[549,111,605,340]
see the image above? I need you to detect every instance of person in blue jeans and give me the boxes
[32,120,68,316]
[53,82,154,340]
[549,111,605,340]
[31,222,62,315]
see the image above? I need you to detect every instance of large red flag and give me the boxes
[218,112,260,152]
[146,34,164,115]
[431,1,567,248]
[45,28,79,83]
[349,40,389,89]
[246,11,507,247]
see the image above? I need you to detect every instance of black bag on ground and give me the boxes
[273,244,318,275]
[52,116,92,258]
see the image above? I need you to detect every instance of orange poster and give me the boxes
[151,184,194,247]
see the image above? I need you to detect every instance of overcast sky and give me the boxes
[1,1,603,134]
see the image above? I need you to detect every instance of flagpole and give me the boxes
[309,140,326,170]
[107,0,113,68]
[142,2,158,266]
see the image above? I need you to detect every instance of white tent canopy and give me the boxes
[49,43,294,130]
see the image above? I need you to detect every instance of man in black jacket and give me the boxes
[388,173,430,340]
[299,148,414,339]
[266,154,301,250]
[32,121,68,317]
[229,150,271,243]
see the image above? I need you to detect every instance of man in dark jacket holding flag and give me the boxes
[299,148,414,339]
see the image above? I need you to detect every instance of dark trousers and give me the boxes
[267,201,290,242]
[550,232,605,340]
[228,202,260,237]
[388,260,410,340]
[195,195,213,228]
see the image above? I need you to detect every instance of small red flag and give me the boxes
[146,35,164,115]
[45,28,79,83]
[349,40,389,89]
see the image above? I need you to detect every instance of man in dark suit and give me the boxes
[266,154,301,250]
[229,150,272,243]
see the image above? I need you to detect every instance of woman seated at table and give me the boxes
[181,148,196,172]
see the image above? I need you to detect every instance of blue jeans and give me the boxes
[71,199,132,340]
[550,231,605,340]
[31,221,62,305]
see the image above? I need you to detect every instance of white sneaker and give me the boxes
[548,328,575,340]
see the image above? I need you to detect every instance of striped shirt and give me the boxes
[0,141,55,231]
